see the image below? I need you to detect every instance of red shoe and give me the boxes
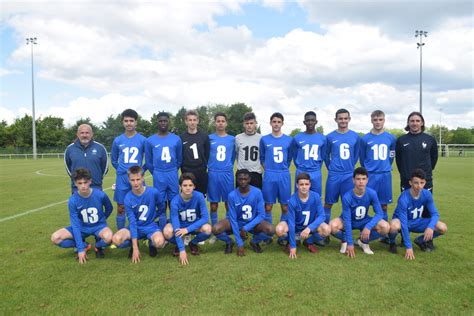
[303,241,318,253]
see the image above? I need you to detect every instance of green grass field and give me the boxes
[1,158,473,314]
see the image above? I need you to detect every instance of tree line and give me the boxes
[1,102,472,154]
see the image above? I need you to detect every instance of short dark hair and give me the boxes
[157,111,169,119]
[304,111,316,119]
[214,112,227,121]
[128,165,143,176]
[353,167,368,178]
[296,172,311,183]
[335,108,350,118]
[270,112,284,121]
[72,168,91,182]
[236,169,251,178]
[405,111,425,132]
[185,110,199,119]
[121,109,138,120]
[411,168,426,180]
[371,110,385,118]
[179,172,196,185]
[243,112,256,121]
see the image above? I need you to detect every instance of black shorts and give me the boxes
[236,171,262,189]
[182,168,208,196]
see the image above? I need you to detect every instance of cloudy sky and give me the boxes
[1,0,472,134]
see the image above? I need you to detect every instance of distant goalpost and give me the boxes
[438,144,474,157]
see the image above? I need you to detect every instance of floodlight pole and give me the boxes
[26,37,38,159]
[415,30,427,115]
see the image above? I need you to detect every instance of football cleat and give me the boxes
[357,239,374,255]
[339,242,348,254]
[208,235,217,245]
[94,247,105,259]
[173,246,180,257]
[189,243,200,256]
[303,241,318,253]
[148,243,158,257]
[224,241,234,254]
[249,241,263,254]
[414,238,428,252]
[389,243,398,254]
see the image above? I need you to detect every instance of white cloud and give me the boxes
[1,1,472,133]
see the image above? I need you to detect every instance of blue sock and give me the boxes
[117,240,131,248]
[433,231,441,239]
[251,232,267,244]
[58,239,75,248]
[382,211,388,221]
[211,212,218,226]
[332,230,346,242]
[324,207,331,224]
[116,214,126,230]
[366,230,383,242]
[216,232,232,244]
[95,238,110,248]
[389,231,398,244]
[265,212,272,224]
[312,232,324,242]
[159,214,167,231]
[305,234,318,244]
[191,232,211,245]
[280,212,288,222]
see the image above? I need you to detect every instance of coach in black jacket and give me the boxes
[396,111,438,192]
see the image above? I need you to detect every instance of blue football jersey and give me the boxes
[208,134,235,171]
[259,134,293,172]
[227,186,265,247]
[111,133,147,175]
[341,187,383,246]
[68,189,113,251]
[360,131,396,173]
[145,133,182,172]
[325,130,360,173]
[124,187,165,239]
[287,191,325,249]
[293,132,327,171]
[170,191,209,251]
[394,189,439,249]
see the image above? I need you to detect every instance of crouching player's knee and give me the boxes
[101,228,114,244]
[201,224,212,235]
[318,223,331,237]
[275,222,288,237]
[152,232,165,248]
[50,231,62,245]
[163,223,174,240]
[436,221,448,235]
[378,220,390,235]
[389,219,401,233]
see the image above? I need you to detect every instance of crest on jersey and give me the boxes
[92,149,98,154]
[422,142,427,149]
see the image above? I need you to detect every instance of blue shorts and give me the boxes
[343,217,372,231]
[207,170,234,202]
[262,171,291,204]
[66,224,108,240]
[131,223,162,240]
[368,172,392,204]
[325,172,353,204]
[114,173,131,204]
[390,218,432,233]
[295,169,322,196]
[152,169,179,202]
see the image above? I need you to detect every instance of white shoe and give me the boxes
[209,235,217,245]
[340,242,347,254]
[184,235,191,246]
[198,241,205,245]
[357,239,374,255]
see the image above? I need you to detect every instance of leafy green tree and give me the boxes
[427,124,452,144]
[451,127,473,144]
[172,107,187,134]
[9,115,33,147]
[95,114,123,148]
[0,120,8,147]
[290,128,302,137]
[226,102,253,136]
[137,115,153,137]
[36,116,66,148]
[386,128,405,139]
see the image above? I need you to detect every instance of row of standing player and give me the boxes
[58,107,444,263]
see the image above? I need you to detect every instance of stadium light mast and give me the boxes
[26,37,38,159]
[415,30,428,114]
